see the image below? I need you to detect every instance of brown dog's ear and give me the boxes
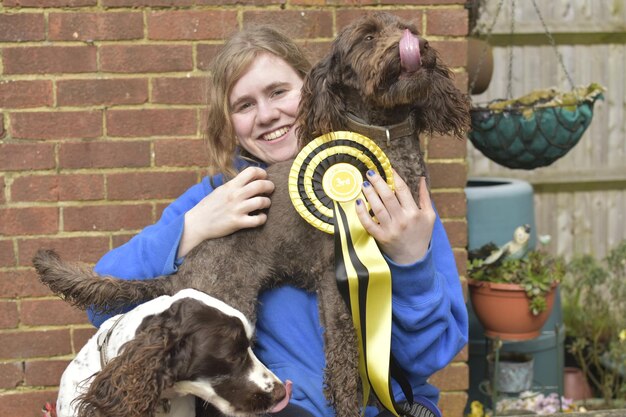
[296,51,345,146]
[75,305,187,417]
[417,65,471,139]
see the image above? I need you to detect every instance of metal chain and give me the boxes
[506,0,516,99]
[530,0,576,90]
[470,0,577,97]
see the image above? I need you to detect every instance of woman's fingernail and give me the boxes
[363,181,370,187]
[367,170,375,177]
[356,199,362,206]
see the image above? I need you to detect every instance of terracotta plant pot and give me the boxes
[564,367,593,401]
[468,279,557,341]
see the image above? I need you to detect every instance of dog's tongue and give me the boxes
[270,380,293,413]
[399,29,421,73]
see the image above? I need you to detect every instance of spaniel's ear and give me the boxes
[296,50,345,147]
[76,304,188,417]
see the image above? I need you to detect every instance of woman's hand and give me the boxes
[177,167,274,258]
[355,170,435,265]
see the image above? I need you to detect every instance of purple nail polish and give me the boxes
[363,181,370,187]
[356,199,362,205]
[367,170,375,177]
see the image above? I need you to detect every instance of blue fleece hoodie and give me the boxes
[88,159,468,417]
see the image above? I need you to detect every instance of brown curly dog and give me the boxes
[33,12,470,417]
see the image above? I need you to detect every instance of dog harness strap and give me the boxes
[96,313,125,368]
[344,114,416,145]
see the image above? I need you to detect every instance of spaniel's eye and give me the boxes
[364,35,374,41]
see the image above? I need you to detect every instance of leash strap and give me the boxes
[96,313,125,368]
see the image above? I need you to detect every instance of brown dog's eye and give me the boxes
[364,35,374,41]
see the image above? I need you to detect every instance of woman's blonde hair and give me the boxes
[205,26,312,179]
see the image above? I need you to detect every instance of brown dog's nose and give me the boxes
[419,38,429,55]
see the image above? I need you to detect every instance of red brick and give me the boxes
[425,8,469,37]
[382,0,464,3]
[111,233,134,248]
[0,175,5,204]
[106,109,196,137]
[430,362,469,391]
[0,301,19,329]
[3,46,97,75]
[0,240,16,267]
[148,10,237,40]
[18,236,109,266]
[107,171,198,200]
[73,327,97,350]
[49,11,143,41]
[0,362,23,389]
[0,13,45,42]
[0,115,5,138]
[454,249,467,278]
[24,359,70,387]
[0,270,53,298]
[57,78,148,106]
[0,329,71,359]
[63,204,152,232]
[336,9,422,33]
[0,389,59,417]
[298,40,331,65]
[152,77,208,105]
[59,141,150,169]
[431,191,466,218]
[243,10,333,39]
[102,0,192,5]
[443,219,467,248]
[100,44,193,73]
[154,139,209,167]
[431,40,468,68]
[0,207,59,236]
[11,174,104,203]
[197,0,283,4]
[4,0,94,5]
[0,80,53,109]
[427,133,467,159]
[428,162,467,189]
[10,111,102,140]
[21,299,88,326]
[439,391,468,417]
[0,143,55,171]
[197,44,222,71]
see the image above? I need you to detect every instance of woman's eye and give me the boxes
[271,89,287,98]
[234,102,252,113]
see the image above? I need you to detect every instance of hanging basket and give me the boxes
[469,83,605,170]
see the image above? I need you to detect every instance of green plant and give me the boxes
[562,239,626,405]
[468,250,565,315]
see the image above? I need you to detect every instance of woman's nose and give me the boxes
[256,100,280,124]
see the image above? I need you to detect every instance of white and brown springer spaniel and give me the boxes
[57,289,291,417]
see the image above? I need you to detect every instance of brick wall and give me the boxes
[0,1,469,416]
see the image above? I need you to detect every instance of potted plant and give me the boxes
[561,239,626,408]
[467,250,565,341]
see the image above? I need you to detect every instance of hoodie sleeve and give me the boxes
[387,211,469,401]
[87,176,220,327]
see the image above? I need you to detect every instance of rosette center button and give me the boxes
[322,163,363,202]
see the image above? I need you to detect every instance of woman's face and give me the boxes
[229,53,303,165]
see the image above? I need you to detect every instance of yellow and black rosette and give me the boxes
[289,131,407,417]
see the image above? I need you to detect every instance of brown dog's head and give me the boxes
[297,11,470,145]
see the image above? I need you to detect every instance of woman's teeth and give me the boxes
[262,127,290,141]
